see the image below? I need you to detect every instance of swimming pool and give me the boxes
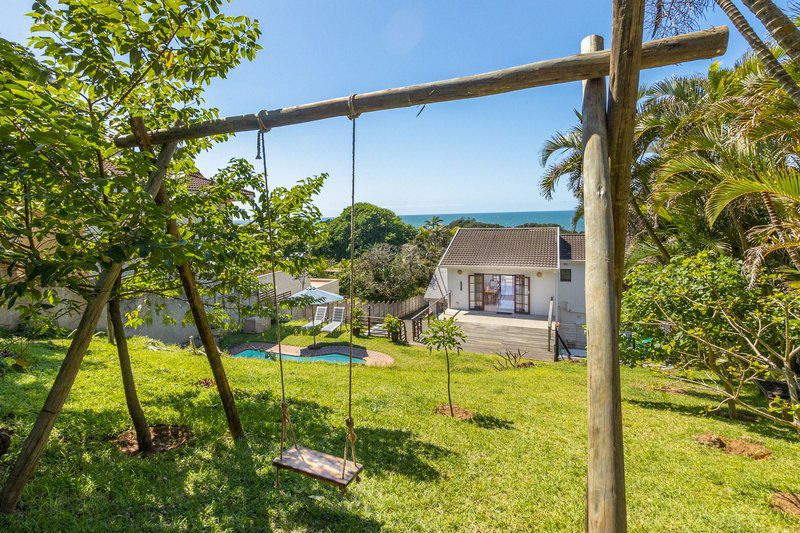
[234,349,365,364]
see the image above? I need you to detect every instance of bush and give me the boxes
[384,314,403,342]
[622,251,800,433]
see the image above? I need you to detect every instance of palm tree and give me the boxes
[423,215,444,230]
[741,0,800,65]
[647,0,800,108]
[539,106,672,263]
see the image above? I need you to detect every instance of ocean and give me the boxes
[399,210,583,231]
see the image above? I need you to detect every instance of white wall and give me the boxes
[446,266,556,317]
[557,260,586,324]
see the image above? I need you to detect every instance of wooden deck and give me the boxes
[443,310,554,361]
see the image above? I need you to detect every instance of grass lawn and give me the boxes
[1,325,799,531]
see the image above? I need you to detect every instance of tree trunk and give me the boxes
[722,380,738,420]
[106,307,116,346]
[741,0,800,66]
[582,34,627,533]
[630,194,670,263]
[445,348,454,417]
[759,191,800,270]
[129,117,244,440]
[726,205,750,258]
[0,141,177,514]
[108,275,153,452]
[608,0,645,330]
[716,0,800,109]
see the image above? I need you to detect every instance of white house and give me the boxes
[425,227,586,326]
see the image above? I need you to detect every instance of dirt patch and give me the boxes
[435,404,475,421]
[695,432,771,460]
[113,425,193,455]
[770,492,800,518]
[195,378,216,388]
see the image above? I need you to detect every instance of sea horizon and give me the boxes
[398,209,583,231]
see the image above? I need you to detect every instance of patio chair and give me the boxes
[302,306,327,330]
[321,307,345,334]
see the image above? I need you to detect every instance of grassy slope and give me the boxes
[0,327,798,532]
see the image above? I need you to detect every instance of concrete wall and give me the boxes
[556,260,586,325]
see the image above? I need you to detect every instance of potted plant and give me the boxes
[384,314,403,342]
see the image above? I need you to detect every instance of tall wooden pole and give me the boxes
[0,142,178,513]
[581,34,627,532]
[114,27,727,148]
[608,0,645,322]
[130,117,244,440]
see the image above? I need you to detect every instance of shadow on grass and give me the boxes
[626,398,798,442]
[469,413,515,430]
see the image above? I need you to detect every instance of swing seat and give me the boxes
[273,446,363,489]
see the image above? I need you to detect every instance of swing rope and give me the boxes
[343,94,360,475]
[256,120,299,459]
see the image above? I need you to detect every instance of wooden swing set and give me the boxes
[1,2,728,528]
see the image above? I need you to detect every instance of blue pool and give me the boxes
[234,349,364,364]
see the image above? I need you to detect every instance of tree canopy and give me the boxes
[319,202,416,260]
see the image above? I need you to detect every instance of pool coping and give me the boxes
[228,342,394,367]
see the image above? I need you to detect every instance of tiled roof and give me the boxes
[440,227,561,269]
[102,163,253,197]
[187,172,213,193]
[559,234,585,261]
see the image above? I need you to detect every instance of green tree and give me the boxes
[622,251,800,432]
[0,0,260,511]
[319,203,415,260]
[420,317,466,417]
[339,244,420,301]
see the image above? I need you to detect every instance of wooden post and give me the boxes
[581,35,627,532]
[129,117,244,440]
[0,142,178,513]
[608,0,645,323]
[113,27,728,148]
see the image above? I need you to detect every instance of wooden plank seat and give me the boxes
[273,446,363,490]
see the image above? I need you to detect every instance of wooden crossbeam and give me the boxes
[114,26,728,148]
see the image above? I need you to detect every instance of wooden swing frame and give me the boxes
[1,3,728,528]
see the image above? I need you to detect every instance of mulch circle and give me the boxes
[770,492,800,518]
[695,432,771,460]
[113,424,193,455]
[435,404,475,421]
[195,378,216,388]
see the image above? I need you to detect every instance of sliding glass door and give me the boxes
[468,274,484,311]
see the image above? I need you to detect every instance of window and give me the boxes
[560,268,572,282]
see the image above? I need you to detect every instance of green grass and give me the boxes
[1,325,799,531]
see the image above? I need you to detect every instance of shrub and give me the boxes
[384,314,403,342]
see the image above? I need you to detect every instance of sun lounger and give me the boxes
[302,306,327,330]
[321,307,345,333]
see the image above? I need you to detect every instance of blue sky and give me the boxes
[1,1,768,216]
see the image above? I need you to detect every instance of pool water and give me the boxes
[234,349,364,364]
